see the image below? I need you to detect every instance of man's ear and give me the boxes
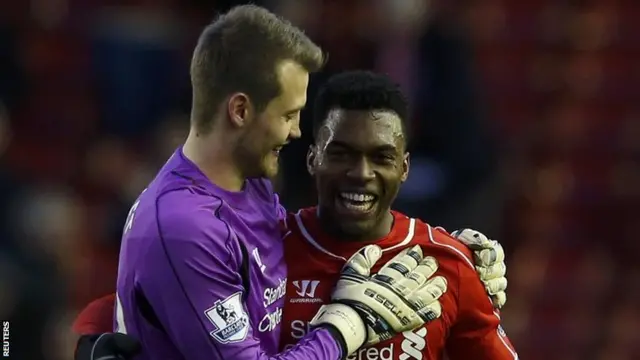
[401,152,410,182]
[227,93,252,128]
[306,145,317,176]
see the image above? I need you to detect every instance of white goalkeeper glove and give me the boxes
[310,245,447,356]
[451,228,508,308]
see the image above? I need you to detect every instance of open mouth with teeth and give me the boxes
[336,191,378,216]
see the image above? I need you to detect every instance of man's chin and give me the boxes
[262,163,280,180]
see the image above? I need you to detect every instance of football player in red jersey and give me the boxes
[74,71,515,360]
[278,71,517,360]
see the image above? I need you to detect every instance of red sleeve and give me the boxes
[445,261,518,360]
[72,293,117,335]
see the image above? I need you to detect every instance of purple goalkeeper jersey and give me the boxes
[115,147,342,360]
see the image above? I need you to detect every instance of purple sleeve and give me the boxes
[139,197,341,360]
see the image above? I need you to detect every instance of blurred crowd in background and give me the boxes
[0,0,639,359]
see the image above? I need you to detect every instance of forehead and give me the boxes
[268,60,309,110]
[321,109,404,149]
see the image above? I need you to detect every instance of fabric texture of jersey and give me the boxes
[280,207,518,360]
[114,148,341,360]
[73,293,117,335]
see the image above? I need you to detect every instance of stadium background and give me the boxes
[0,0,638,359]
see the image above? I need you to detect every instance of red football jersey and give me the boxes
[280,208,518,360]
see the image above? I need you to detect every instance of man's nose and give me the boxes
[346,158,375,182]
[289,119,302,140]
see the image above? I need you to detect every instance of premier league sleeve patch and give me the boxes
[204,292,250,343]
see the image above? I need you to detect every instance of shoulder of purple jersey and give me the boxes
[131,188,244,280]
[155,188,232,247]
[249,178,286,220]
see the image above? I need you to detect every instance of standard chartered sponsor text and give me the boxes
[289,320,426,359]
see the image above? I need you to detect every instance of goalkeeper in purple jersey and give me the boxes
[88,5,454,360]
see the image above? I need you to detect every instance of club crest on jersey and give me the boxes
[205,292,249,343]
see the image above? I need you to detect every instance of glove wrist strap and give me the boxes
[310,303,366,356]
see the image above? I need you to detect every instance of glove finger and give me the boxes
[342,245,383,277]
[473,241,505,266]
[416,299,442,323]
[452,229,491,250]
[491,292,507,309]
[476,262,507,281]
[391,277,419,296]
[410,276,447,310]
[375,245,423,280]
[484,277,508,295]
[396,256,439,293]
[392,258,434,295]
[412,256,439,280]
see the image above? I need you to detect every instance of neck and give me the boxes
[317,208,395,243]
[182,128,245,192]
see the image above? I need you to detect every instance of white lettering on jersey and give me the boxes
[263,277,287,307]
[289,320,427,359]
[204,292,249,343]
[283,343,394,359]
[123,200,139,234]
[399,328,427,360]
[290,320,312,340]
[347,345,394,360]
[252,247,266,273]
[290,280,322,303]
[123,189,146,234]
[258,307,283,333]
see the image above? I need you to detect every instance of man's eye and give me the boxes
[285,112,298,121]
[327,149,348,158]
[373,154,396,163]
